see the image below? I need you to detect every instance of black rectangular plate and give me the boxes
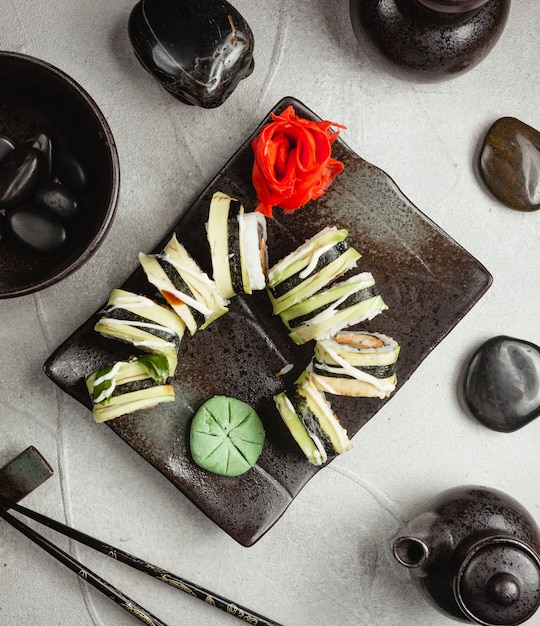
[44,97,492,547]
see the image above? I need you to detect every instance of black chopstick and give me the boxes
[0,496,283,626]
[0,505,168,626]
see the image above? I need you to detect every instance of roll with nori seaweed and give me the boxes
[274,372,352,466]
[85,354,174,423]
[267,227,361,315]
[139,234,228,335]
[206,191,268,299]
[279,273,388,345]
[94,288,185,375]
[310,331,400,398]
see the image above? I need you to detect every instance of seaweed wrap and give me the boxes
[139,233,228,335]
[280,273,388,345]
[206,191,268,299]
[94,288,185,375]
[267,227,361,315]
[85,354,174,423]
[310,331,400,398]
[274,372,352,466]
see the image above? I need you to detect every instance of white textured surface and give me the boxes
[1,1,539,625]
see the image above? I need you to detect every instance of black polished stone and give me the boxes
[6,203,67,254]
[128,0,255,108]
[0,135,16,163]
[34,181,80,221]
[26,131,53,179]
[0,146,42,208]
[464,336,540,432]
[479,117,540,212]
[52,145,88,193]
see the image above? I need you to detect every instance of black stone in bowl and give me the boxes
[0,51,120,298]
[128,0,255,108]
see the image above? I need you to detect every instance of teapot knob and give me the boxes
[488,572,521,606]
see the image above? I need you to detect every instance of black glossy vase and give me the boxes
[128,0,255,108]
[350,0,510,81]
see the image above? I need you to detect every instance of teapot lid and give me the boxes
[455,537,540,625]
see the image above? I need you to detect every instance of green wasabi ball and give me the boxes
[189,396,265,477]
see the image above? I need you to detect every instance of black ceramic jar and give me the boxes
[349,0,510,81]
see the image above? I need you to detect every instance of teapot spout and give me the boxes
[393,536,431,569]
[392,511,452,574]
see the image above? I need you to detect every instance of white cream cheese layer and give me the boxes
[298,241,341,279]
[241,211,267,291]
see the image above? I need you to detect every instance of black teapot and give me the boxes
[393,486,540,624]
[349,0,510,81]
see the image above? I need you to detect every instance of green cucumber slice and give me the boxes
[91,385,175,423]
[288,295,387,345]
[274,392,325,466]
[139,234,228,334]
[269,247,361,315]
[94,289,185,374]
[267,227,348,287]
[295,373,351,455]
[206,191,235,299]
[279,273,376,327]
[86,356,175,423]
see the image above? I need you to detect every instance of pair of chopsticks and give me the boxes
[0,496,283,626]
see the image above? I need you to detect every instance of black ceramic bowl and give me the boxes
[0,51,120,298]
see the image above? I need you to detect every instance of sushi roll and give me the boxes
[274,372,352,466]
[310,331,400,398]
[267,227,361,315]
[94,288,185,375]
[85,354,175,423]
[279,273,388,345]
[139,233,228,335]
[206,191,268,299]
